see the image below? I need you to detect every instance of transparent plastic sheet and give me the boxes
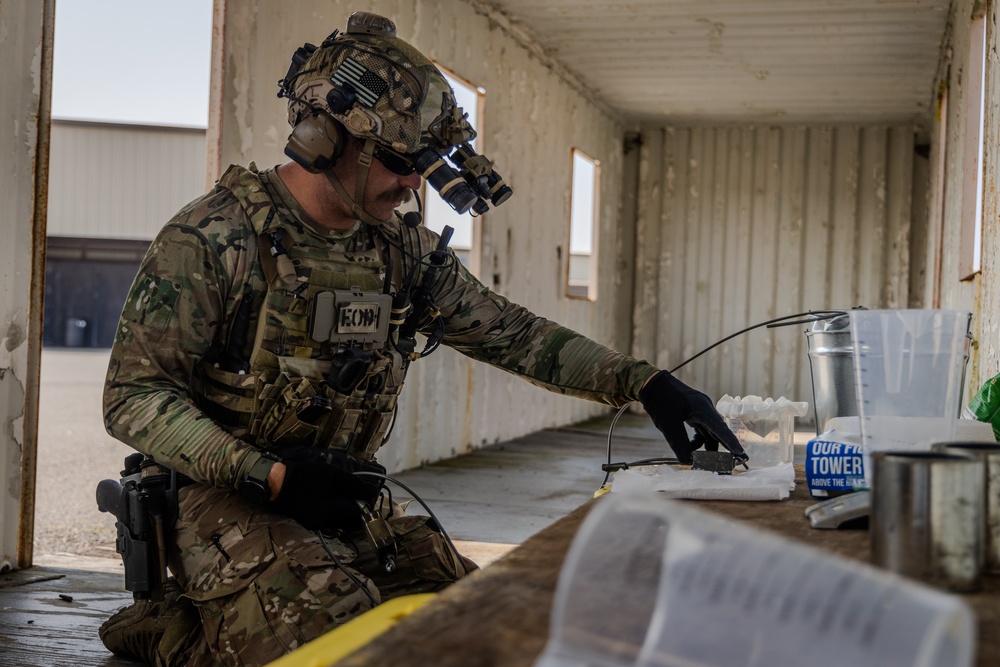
[610,463,795,501]
[534,495,975,667]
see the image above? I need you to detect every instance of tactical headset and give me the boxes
[280,39,355,173]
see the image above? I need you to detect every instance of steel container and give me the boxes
[870,451,985,592]
[932,442,1000,571]
[804,313,857,432]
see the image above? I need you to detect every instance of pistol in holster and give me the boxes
[96,453,180,601]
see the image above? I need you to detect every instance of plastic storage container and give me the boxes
[850,309,972,485]
[715,395,809,467]
[534,494,976,667]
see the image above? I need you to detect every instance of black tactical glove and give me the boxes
[272,448,386,532]
[638,370,748,466]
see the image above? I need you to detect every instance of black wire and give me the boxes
[599,308,849,487]
[669,309,848,374]
[317,532,379,607]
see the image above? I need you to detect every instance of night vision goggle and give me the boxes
[391,142,512,217]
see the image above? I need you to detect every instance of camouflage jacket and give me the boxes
[103,164,658,489]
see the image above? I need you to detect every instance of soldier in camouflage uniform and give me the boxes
[98,11,745,667]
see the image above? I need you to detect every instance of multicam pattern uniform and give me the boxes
[103,164,658,665]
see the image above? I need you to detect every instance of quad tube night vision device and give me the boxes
[411,142,512,216]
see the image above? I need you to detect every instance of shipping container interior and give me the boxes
[2,0,999,571]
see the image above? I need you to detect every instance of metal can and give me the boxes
[870,451,985,592]
[932,442,1000,571]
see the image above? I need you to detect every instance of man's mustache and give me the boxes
[375,187,414,205]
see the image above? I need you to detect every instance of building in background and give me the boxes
[44,118,206,347]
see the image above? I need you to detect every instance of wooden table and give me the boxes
[335,469,1000,667]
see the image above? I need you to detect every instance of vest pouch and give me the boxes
[356,411,395,458]
[250,371,288,441]
[256,375,327,448]
[350,516,471,597]
[324,404,364,440]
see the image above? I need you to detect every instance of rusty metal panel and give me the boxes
[633,124,915,417]
[0,0,54,570]
[47,120,207,240]
[979,0,1000,379]
[923,0,997,399]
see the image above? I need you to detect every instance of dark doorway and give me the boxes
[43,237,149,348]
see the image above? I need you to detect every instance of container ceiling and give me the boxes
[477,0,953,126]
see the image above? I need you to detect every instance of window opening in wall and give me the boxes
[566,149,600,301]
[421,66,485,271]
[959,12,986,281]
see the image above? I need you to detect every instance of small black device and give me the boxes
[691,450,738,474]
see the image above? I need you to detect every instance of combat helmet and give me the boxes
[279,11,511,225]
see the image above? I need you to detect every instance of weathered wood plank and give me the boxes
[0,566,139,667]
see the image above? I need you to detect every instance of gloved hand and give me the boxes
[272,447,386,531]
[638,370,747,465]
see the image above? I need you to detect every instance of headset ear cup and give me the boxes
[284,113,346,172]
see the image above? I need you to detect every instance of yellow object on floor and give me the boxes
[265,593,438,667]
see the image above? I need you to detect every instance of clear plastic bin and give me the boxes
[716,395,809,467]
[850,309,972,486]
[534,494,975,667]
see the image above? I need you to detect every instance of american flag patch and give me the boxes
[331,57,388,108]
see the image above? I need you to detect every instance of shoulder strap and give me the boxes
[217,163,297,289]
[376,216,407,292]
[217,163,278,236]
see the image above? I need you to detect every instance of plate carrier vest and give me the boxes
[190,164,423,462]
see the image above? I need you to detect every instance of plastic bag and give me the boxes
[962,372,1000,441]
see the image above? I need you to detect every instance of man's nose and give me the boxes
[401,170,422,190]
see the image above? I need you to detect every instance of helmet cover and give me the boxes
[285,13,476,156]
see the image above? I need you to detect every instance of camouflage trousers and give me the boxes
[160,485,475,666]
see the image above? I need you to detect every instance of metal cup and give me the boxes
[932,441,1000,571]
[870,451,985,592]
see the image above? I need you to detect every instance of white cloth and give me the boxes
[610,462,795,501]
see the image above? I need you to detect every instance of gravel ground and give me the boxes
[34,348,133,560]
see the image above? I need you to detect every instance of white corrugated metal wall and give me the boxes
[47,120,206,240]
[632,124,915,416]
